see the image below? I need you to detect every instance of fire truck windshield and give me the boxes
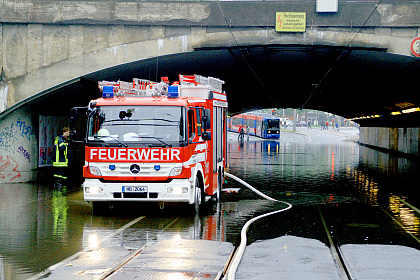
[87,105,186,146]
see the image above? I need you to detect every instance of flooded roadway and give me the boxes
[1,127,419,279]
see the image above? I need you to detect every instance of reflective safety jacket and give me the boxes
[53,135,68,167]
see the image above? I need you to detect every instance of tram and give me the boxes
[228,113,280,139]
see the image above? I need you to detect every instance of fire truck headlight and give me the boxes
[167,187,189,194]
[89,166,102,176]
[85,186,103,194]
[169,167,182,176]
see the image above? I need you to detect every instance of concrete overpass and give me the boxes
[0,0,419,182]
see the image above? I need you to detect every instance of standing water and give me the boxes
[0,127,419,279]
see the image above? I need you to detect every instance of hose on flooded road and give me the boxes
[221,172,293,280]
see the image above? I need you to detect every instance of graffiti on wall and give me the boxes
[1,112,69,182]
[17,146,31,162]
[15,120,33,140]
[0,156,21,181]
[0,121,33,149]
[0,117,34,182]
[0,123,18,151]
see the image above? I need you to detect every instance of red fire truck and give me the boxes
[71,74,228,213]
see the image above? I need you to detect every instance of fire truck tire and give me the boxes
[216,170,223,202]
[193,179,204,214]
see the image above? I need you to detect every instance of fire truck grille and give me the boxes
[113,192,159,199]
[95,163,178,177]
[100,179,172,183]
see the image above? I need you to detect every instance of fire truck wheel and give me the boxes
[193,180,203,214]
[216,171,223,202]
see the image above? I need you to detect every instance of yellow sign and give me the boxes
[276,12,306,32]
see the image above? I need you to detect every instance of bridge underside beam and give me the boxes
[1,43,419,128]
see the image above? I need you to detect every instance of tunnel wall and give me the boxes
[359,127,420,158]
[0,106,37,183]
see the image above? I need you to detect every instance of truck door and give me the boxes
[188,109,197,142]
[213,107,224,173]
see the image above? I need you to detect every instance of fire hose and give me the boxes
[222,172,293,280]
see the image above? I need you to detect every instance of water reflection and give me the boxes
[0,183,39,277]
[0,183,88,279]
[351,169,380,204]
[52,189,68,240]
[228,139,360,206]
[228,137,420,248]
[389,195,420,237]
[340,168,420,241]
[356,145,420,239]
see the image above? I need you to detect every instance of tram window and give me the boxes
[232,117,241,126]
[246,119,253,128]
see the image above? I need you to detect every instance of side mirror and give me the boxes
[70,107,87,143]
[202,131,211,141]
[202,109,211,130]
[70,108,78,138]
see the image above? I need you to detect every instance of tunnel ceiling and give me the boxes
[27,44,420,127]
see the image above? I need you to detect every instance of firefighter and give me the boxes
[53,127,70,187]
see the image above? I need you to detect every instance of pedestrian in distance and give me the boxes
[320,121,324,130]
[308,120,311,129]
[326,121,329,130]
[53,126,70,188]
[238,127,245,141]
[335,123,339,131]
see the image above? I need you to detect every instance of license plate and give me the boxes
[122,186,147,193]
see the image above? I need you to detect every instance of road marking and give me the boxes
[104,216,146,239]
[162,217,180,231]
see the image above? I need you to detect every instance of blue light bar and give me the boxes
[167,86,179,98]
[109,164,116,170]
[103,86,114,98]
[154,165,161,171]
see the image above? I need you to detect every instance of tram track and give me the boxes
[317,206,352,280]
[316,197,420,280]
[28,215,182,280]
[379,197,420,244]
[94,216,181,280]
[28,189,420,280]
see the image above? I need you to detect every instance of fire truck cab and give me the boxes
[74,74,228,213]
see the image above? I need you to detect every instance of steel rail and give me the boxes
[27,215,147,280]
[317,207,352,280]
[379,206,420,244]
[96,217,181,280]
